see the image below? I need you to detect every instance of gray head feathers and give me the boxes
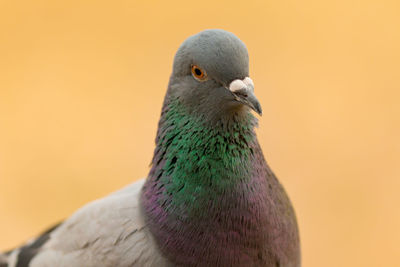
[172,29,249,86]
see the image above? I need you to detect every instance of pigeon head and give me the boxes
[167,29,262,121]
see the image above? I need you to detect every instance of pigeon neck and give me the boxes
[141,98,271,265]
[148,97,258,194]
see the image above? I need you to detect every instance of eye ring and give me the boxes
[191,65,207,81]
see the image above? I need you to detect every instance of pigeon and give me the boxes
[0,29,300,267]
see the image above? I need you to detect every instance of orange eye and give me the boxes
[191,65,207,81]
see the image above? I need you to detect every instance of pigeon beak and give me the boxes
[228,77,262,115]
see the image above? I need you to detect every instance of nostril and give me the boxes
[233,88,248,98]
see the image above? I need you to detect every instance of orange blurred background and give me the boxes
[0,1,399,266]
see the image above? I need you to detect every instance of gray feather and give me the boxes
[2,179,169,267]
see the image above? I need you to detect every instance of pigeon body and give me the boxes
[1,29,300,267]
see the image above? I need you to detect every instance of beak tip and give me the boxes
[251,99,262,116]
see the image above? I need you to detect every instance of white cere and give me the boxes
[229,77,254,92]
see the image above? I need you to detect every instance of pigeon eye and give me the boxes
[191,65,207,81]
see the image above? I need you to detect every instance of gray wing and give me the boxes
[1,179,168,267]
